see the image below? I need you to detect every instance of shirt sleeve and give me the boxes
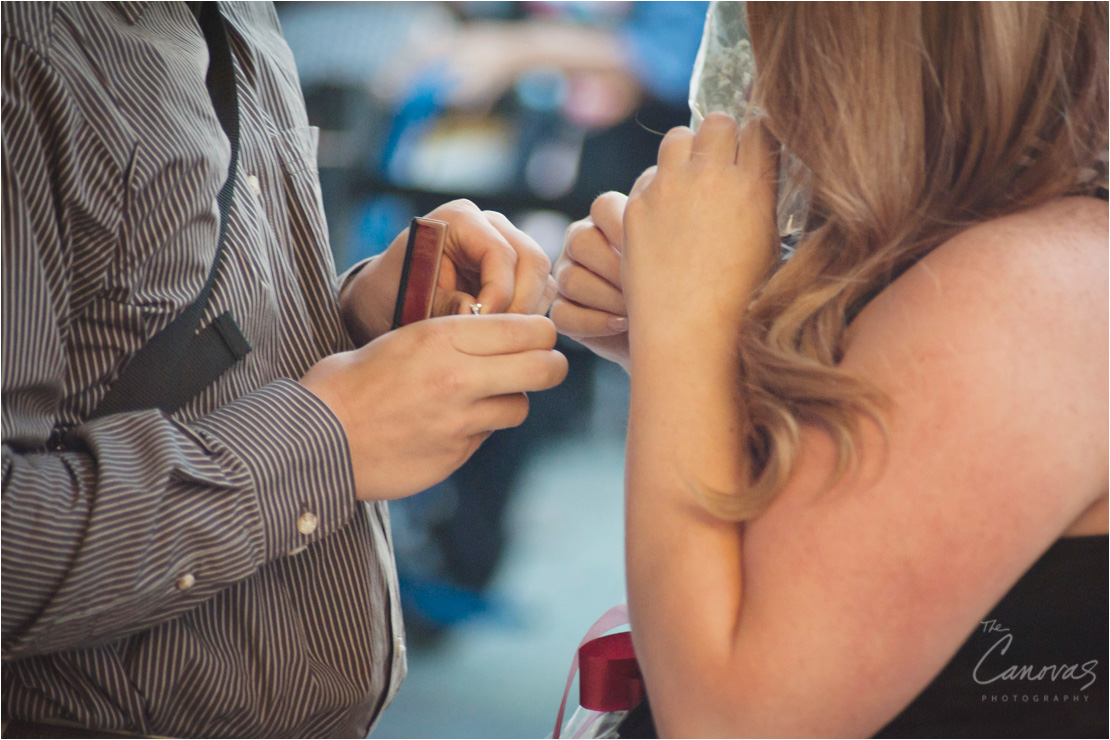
[338,255,377,292]
[1,33,359,661]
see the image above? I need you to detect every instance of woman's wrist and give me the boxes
[627,299,748,362]
[623,271,758,336]
[626,313,750,508]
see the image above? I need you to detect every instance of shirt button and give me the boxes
[297,512,318,536]
[247,174,261,195]
[177,573,196,591]
[394,636,407,656]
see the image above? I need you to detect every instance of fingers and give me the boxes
[430,199,518,314]
[481,209,554,315]
[560,218,622,288]
[432,313,559,356]
[736,118,780,183]
[423,200,555,317]
[550,190,630,347]
[657,126,694,169]
[629,166,657,200]
[549,298,627,339]
[691,112,741,164]
[554,259,626,315]
[589,191,627,254]
[656,114,745,172]
[466,393,531,436]
[467,347,569,398]
[423,315,566,399]
[539,274,559,315]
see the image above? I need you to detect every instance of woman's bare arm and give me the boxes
[625,177,1108,736]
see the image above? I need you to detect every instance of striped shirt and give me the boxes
[2,2,405,736]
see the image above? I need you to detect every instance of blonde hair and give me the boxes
[708,1,1109,520]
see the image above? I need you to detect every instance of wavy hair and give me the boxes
[707,1,1109,520]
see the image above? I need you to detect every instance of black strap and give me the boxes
[90,2,250,421]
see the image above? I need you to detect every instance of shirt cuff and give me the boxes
[192,378,357,560]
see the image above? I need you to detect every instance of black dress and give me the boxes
[618,535,1109,738]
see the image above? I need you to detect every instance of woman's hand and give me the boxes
[549,191,631,371]
[622,113,780,340]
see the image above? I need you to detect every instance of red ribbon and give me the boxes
[553,605,637,738]
[578,631,643,712]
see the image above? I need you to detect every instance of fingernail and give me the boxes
[607,316,628,332]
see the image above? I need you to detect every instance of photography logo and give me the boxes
[973,619,1099,704]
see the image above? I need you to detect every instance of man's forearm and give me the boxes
[1,380,357,659]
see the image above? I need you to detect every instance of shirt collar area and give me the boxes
[108,2,151,26]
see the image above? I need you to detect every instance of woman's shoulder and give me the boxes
[738,198,1106,737]
[842,195,1107,496]
[923,196,1107,296]
[852,196,1107,356]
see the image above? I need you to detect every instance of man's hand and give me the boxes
[549,191,631,371]
[340,200,558,345]
[301,314,568,501]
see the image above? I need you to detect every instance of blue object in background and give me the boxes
[350,195,413,266]
[620,1,711,104]
[398,574,517,630]
[381,66,454,186]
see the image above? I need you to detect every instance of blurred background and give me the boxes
[276,2,708,736]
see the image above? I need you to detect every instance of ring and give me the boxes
[470,303,482,316]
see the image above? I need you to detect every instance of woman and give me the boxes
[551,2,1107,737]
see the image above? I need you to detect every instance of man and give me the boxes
[1,2,565,736]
